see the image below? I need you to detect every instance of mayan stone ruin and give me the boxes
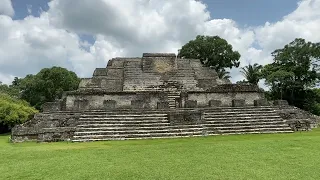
[11,53,317,142]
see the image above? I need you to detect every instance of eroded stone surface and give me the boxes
[232,99,246,107]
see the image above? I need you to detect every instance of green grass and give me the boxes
[1,130,320,180]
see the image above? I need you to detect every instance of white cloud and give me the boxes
[255,0,320,52]
[0,0,320,86]
[45,0,254,84]
[245,0,320,85]
[27,5,32,14]
[0,0,14,17]
[0,13,124,84]
[0,72,14,84]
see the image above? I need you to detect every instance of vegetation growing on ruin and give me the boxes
[0,93,38,127]
[1,130,320,180]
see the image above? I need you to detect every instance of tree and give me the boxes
[0,93,38,127]
[262,38,320,109]
[240,63,263,85]
[178,35,241,72]
[0,82,20,98]
[17,67,80,110]
[216,69,231,80]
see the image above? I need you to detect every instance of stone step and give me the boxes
[204,106,278,111]
[78,119,168,123]
[206,118,282,122]
[72,135,204,142]
[81,114,167,117]
[204,119,285,125]
[204,107,277,115]
[205,119,283,124]
[74,128,204,136]
[207,128,293,134]
[204,113,279,117]
[205,114,280,118]
[73,131,203,140]
[80,116,168,120]
[77,123,171,127]
[83,110,168,113]
[204,124,289,130]
[80,117,167,120]
[124,76,160,79]
[205,109,278,113]
[78,120,169,124]
[207,130,293,136]
[78,119,169,124]
[204,110,278,115]
[76,124,202,131]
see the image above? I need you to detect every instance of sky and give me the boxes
[0,0,319,86]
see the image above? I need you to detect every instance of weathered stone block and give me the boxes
[74,99,89,111]
[11,113,80,143]
[143,53,176,57]
[168,110,202,125]
[274,100,289,106]
[185,100,197,108]
[103,100,116,109]
[209,100,222,107]
[254,99,270,106]
[232,99,245,107]
[131,100,144,109]
[157,102,169,109]
[42,102,61,112]
[38,127,75,142]
[93,68,107,76]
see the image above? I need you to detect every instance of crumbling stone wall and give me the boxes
[11,112,80,142]
[64,91,167,111]
[187,92,263,107]
[276,105,320,131]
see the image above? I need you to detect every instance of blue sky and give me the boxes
[12,0,49,19]
[204,0,300,26]
[0,0,319,84]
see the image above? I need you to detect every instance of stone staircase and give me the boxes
[123,60,163,91]
[167,91,180,109]
[72,106,294,142]
[73,111,203,142]
[203,106,293,135]
[171,60,199,90]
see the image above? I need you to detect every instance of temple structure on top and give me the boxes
[59,53,263,111]
[13,53,316,143]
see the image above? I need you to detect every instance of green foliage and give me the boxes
[0,93,38,127]
[178,35,241,72]
[262,38,320,109]
[240,63,263,85]
[216,68,231,80]
[0,82,20,98]
[305,88,320,116]
[16,66,80,110]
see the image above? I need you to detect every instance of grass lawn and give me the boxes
[1,130,320,180]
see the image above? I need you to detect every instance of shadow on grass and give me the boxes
[0,133,11,136]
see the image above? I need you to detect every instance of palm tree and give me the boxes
[240,63,263,85]
[216,69,231,80]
